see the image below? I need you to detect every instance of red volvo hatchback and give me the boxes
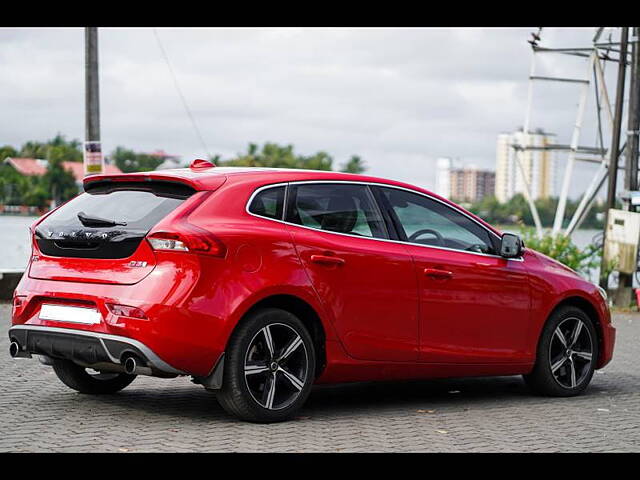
[9,162,615,422]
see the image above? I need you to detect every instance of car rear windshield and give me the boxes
[35,181,195,259]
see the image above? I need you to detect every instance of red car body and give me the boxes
[10,165,615,388]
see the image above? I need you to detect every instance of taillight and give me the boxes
[106,303,148,320]
[147,233,189,252]
[12,295,26,317]
[147,224,226,257]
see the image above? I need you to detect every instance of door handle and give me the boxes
[472,262,494,268]
[423,268,453,279]
[310,254,346,266]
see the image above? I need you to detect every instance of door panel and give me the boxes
[407,245,531,363]
[375,186,531,364]
[289,228,419,361]
[285,183,419,362]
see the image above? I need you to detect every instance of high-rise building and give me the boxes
[434,157,495,203]
[435,157,452,199]
[495,128,556,203]
[450,168,496,203]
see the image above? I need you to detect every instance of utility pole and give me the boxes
[616,27,640,305]
[83,27,104,177]
[627,28,640,200]
[600,27,629,291]
[85,27,100,143]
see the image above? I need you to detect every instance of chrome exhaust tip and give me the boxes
[123,356,152,376]
[124,356,137,374]
[9,341,32,359]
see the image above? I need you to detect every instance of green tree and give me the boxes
[22,183,49,208]
[521,229,601,277]
[42,158,78,206]
[111,146,164,173]
[218,142,333,170]
[467,194,606,230]
[18,140,48,159]
[0,145,18,161]
[19,134,82,162]
[0,163,29,204]
[340,155,367,174]
[299,151,333,171]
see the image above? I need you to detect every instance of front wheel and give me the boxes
[52,359,136,394]
[216,308,316,423]
[524,306,598,397]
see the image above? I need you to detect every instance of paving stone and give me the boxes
[2,303,639,452]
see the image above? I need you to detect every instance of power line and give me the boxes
[152,28,211,158]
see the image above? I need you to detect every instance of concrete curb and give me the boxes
[0,270,24,301]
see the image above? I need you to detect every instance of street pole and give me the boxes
[600,27,629,291]
[626,28,640,198]
[85,27,100,143]
[617,27,640,305]
[83,26,105,179]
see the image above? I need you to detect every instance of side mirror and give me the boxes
[500,233,524,258]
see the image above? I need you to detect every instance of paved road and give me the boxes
[2,303,639,452]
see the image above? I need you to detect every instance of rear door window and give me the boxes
[286,183,388,239]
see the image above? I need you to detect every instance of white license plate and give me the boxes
[39,304,102,325]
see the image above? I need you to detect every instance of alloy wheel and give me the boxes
[244,323,309,410]
[548,317,594,389]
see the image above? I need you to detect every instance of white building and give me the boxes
[435,157,452,198]
[149,150,184,170]
[495,128,556,203]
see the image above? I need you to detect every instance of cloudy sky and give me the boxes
[0,27,622,198]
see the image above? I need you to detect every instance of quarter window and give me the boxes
[248,186,285,220]
[287,184,388,239]
[379,187,497,254]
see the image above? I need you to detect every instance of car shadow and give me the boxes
[305,376,531,414]
[303,372,636,417]
[72,373,623,422]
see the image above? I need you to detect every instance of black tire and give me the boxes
[524,306,598,397]
[51,359,136,394]
[216,308,316,423]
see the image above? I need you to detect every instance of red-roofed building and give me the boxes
[3,157,122,190]
[4,157,48,176]
[58,161,122,184]
[148,149,180,160]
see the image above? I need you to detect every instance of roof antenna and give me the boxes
[190,159,215,170]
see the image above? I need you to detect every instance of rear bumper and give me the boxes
[8,325,185,376]
[12,262,230,376]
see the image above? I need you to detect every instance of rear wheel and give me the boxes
[52,359,136,394]
[524,306,598,397]
[216,308,316,423]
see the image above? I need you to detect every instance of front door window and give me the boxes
[379,187,497,255]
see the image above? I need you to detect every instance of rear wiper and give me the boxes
[77,211,127,227]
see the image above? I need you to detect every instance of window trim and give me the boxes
[245,180,523,261]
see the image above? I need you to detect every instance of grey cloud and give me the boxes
[0,27,615,197]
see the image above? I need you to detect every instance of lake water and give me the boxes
[1,216,37,270]
[0,215,604,279]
